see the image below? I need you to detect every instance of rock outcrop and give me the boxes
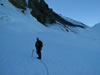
[8,0,85,29]
[28,0,85,28]
[28,0,55,25]
[8,0,27,10]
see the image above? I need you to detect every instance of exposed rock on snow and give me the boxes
[8,0,27,10]
[8,0,86,31]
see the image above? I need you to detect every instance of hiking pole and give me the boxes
[32,49,34,57]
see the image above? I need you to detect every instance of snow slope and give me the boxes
[0,0,100,75]
[92,23,100,34]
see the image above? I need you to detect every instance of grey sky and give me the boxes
[45,0,100,27]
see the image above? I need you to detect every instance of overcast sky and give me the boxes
[45,0,100,27]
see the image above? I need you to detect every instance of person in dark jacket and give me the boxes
[35,37,43,59]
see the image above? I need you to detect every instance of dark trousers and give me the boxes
[36,49,41,59]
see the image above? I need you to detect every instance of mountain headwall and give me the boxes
[8,0,86,29]
[8,0,27,10]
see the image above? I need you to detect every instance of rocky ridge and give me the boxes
[8,0,86,31]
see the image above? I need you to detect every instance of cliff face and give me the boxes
[28,0,55,25]
[8,0,85,30]
[8,0,27,10]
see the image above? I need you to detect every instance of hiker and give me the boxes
[35,37,43,59]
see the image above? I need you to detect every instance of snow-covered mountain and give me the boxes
[8,0,87,31]
[0,0,100,75]
[92,23,100,33]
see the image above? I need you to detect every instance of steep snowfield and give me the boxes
[0,0,46,32]
[92,23,100,34]
[61,15,87,27]
[0,0,100,75]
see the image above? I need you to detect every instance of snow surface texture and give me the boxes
[0,0,100,75]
